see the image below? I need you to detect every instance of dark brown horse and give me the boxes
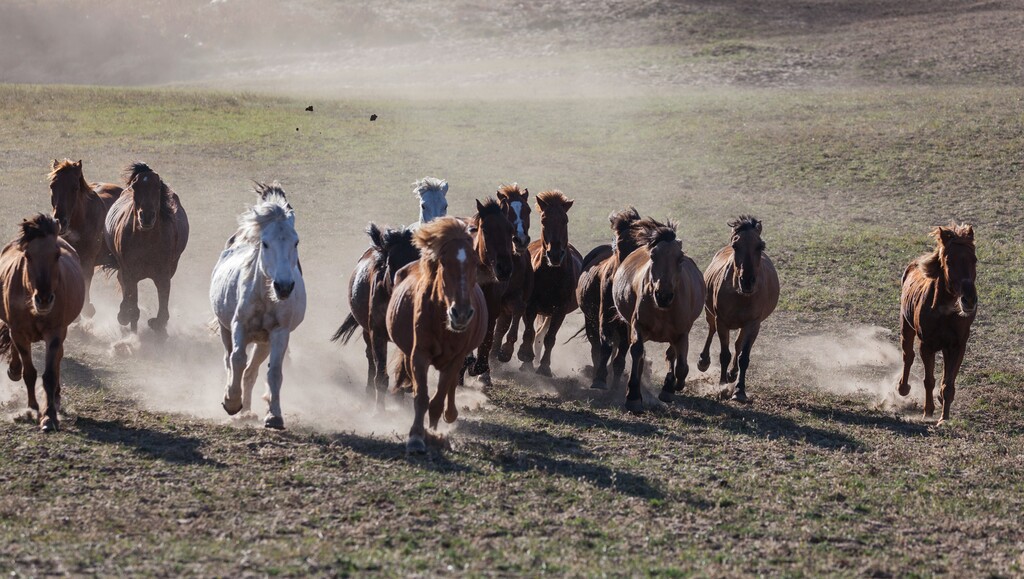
[331,223,419,408]
[577,207,643,389]
[0,215,85,431]
[897,222,977,423]
[697,216,780,402]
[516,190,583,376]
[492,184,535,366]
[462,198,516,385]
[104,162,189,334]
[613,218,704,412]
[47,159,120,317]
[387,216,488,453]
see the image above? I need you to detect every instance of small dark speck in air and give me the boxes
[370,114,378,121]
[305,105,314,112]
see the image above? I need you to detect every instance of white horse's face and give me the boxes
[417,188,448,224]
[259,219,300,300]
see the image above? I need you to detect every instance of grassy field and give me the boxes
[0,80,1023,576]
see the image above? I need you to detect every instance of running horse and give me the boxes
[576,207,643,389]
[491,184,535,367]
[104,162,189,334]
[331,223,419,408]
[697,216,780,402]
[409,177,449,230]
[613,218,704,412]
[211,183,306,429]
[0,215,85,431]
[47,159,120,317]
[387,216,487,453]
[517,190,583,377]
[897,222,977,424]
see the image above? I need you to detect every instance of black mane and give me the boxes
[15,214,59,247]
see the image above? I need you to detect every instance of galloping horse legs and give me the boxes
[897,316,916,396]
[148,276,171,333]
[517,303,539,369]
[262,328,290,429]
[242,342,270,415]
[407,352,431,454]
[624,327,646,413]
[116,272,141,332]
[12,338,37,414]
[697,310,715,372]
[492,307,515,363]
[536,312,567,377]
[938,341,967,424]
[716,323,732,385]
[222,321,247,415]
[371,329,390,410]
[429,364,461,429]
[81,262,96,319]
[920,345,937,419]
[731,322,760,403]
[40,332,64,432]
[360,329,374,393]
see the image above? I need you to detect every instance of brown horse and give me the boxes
[613,218,704,412]
[697,216,780,403]
[492,184,535,366]
[897,223,977,423]
[331,223,419,408]
[0,215,85,431]
[104,162,189,334]
[577,207,643,389]
[47,159,120,317]
[462,198,516,385]
[387,216,487,453]
[517,190,582,376]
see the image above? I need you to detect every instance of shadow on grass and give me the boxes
[794,402,931,437]
[324,430,479,475]
[74,416,224,467]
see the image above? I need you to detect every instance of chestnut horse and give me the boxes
[331,223,419,408]
[577,207,643,389]
[47,159,119,318]
[104,162,189,334]
[897,223,977,423]
[387,216,487,453]
[613,218,704,412]
[697,216,780,402]
[0,215,85,431]
[492,184,535,367]
[517,190,582,376]
[463,198,516,385]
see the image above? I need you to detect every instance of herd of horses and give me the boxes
[0,161,979,451]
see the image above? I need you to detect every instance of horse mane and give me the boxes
[609,207,641,234]
[631,217,678,249]
[122,161,178,220]
[412,177,448,197]
[413,216,471,262]
[367,223,414,270]
[475,197,503,221]
[253,181,290,204]
[235,187,295,245]
[728,215,761,233]
[496,183,525,199]
[14,214,59,248]
[917,222,975,279]
[536,190,572,209]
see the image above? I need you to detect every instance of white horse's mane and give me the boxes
[236,189,294,244]
[412,177,448,198]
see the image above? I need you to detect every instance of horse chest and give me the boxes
[532,268,571,312]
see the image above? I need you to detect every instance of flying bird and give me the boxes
[370,114,378,121]
[305,105,314,112]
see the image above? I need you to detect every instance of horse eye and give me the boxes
[758,243,766,252]
[262,241,268,249]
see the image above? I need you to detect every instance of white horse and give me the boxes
[409,177,448,230]
[210,182,306,429]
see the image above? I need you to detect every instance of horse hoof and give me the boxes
[731,390,749,404]
[264,415,285,430]
[624,398,645,414]
[897,382,911,396]
[727,369,739,382]
[406,435,427,454]
[147,318,168,333]
[117,311,130,326]
[658,390,675,404]
[536,365,552,377]
[222,398,243,416]
[697,357,710,372]
[590,380,607,390]
[39,417,58,433]
[519,361,533,373]
[7,367,22,382]
[444,407,459,424]
[478,372,492,387]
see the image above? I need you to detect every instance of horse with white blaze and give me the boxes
[210,182,306,429]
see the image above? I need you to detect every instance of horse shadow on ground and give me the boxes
[791,400,931,437]
[323,429,479,475]
[74,416,224,467]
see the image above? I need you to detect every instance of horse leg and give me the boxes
[731,323,760,403]
[116,272,140,331]
[469,311,498,385]
[429,363,460,428]
[517,303,538,370]
[39,333,64,432]
[493,307,515,363]
[81,264,96,319]
[727,330,743,383]
[624,327,645,414]
[660,345,678,403]
[219,324,232,371]
[938,342,967,425]
[716,324,732,385]
[222,322,247,415]
[242,342,270,416]
[13,338,37,414]
[148,276,171,334]
[371,330,390,411]
[262,328,290,429]
[537,312,566,377]
[359,328,374,395]
[611,326,630,389]
[897,315,916,396]
[920,346,937,419]
[697,310,715,372]
[407,352,431,454]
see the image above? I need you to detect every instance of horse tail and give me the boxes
[391,350,414,393]
[0,322,12,364]
[330,314,360,344]
[563,324,587,345]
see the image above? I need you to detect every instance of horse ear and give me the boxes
[366,223,385,250]
[522,188,529,199]
[51,159,59,170]
[564,199,575,211]
[965,225,974,240]
[755,220,762,233]
[440,181,449,196]
[476,199,485,214]
[939,228,954,243]
[536,196,547,211]
[75,160,82,167]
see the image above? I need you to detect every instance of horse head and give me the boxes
[728,216,766,296]
[48,159,85,235]
[636,219,682,309]
[474,198,515,282]
[367,223,419,289]
[933,222,977,316]
[123,162,165,231]
[242,183,299,301]
[414,216,479,332]
[536,190,574,267]
[413,177,448,225]
[497,184,531,251]
[16,215,63,315]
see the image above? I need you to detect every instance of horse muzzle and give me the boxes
[33,292,56,315]
[448,305,475,332]
[495,260,514,281]
[545,250,565,267]
[957,297,977,317]
[654,289,675,309]
[273,280,295,300]
[514,236,530,252]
